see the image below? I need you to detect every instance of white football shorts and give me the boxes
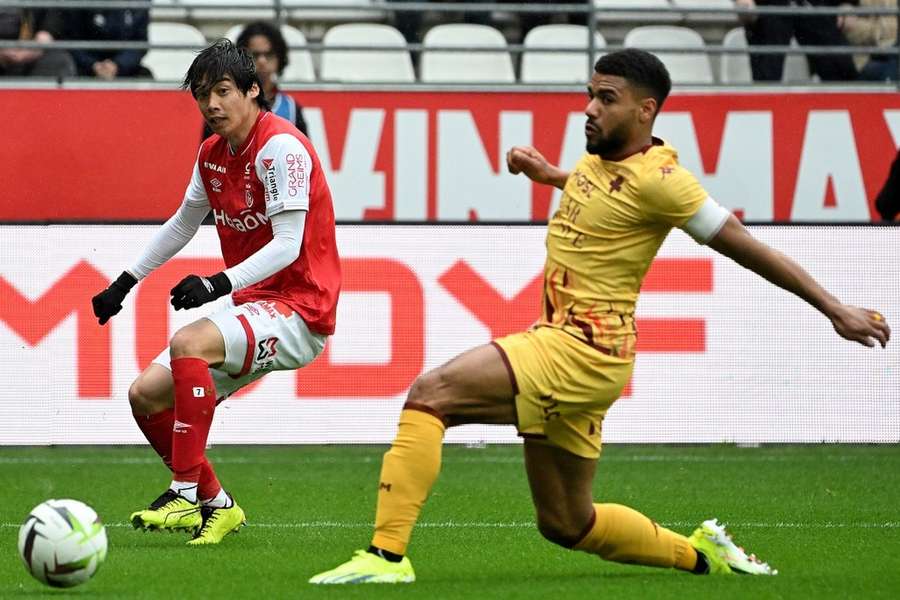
[152,297,327,400]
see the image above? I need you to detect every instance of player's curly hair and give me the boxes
[182,39,271,111]
[594,49,672,115]
[236,21,289,76]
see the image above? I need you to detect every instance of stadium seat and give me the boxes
[154,0,280,22]
[320,24,414,83]
[288,0,386,23]
[720,27,752,84]
[275,24,317,82]
[671,0,739,23]
[421,24,515,83]
[594,0,680,24]
[143,22,207,82]
[521,25,606,84]
[624,25,715,84]
[782,37,812,83]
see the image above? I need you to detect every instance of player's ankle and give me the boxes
[367,546,403,563]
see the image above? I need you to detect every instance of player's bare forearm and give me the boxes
[707,215,890,348]
[506,146,570,190]
[707,216,838,315]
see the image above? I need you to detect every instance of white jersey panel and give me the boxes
[255,133,312,215]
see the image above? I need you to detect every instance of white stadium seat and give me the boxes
[225,24,316,82]
[277,24,317,82]
[288,0,386,23]
[782,37,812,83]
[624,25,715,84]
[320,24,414,83]
[671,0,739,23]
[521,25,606,84]
[720,27,752,84]
[152,0,279,22]
[594,0,680,24]
[421,24,515,83]
[143,22,207,81]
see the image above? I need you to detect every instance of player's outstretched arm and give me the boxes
[707,215,891,348]
[506,146,570,190]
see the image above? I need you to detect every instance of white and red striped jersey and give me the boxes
[190,111,340,335]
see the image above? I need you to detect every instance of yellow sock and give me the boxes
[573,503,697,571]
[371,405,446,555]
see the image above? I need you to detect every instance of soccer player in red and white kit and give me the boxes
[91,40,340,545]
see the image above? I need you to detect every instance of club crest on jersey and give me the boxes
[210,177,223,193]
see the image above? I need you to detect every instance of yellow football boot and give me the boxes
[309,550,415,584]
[688,518,777,575]
[130,489,201,532]
[186,500,246,545]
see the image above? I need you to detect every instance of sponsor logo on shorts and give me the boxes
[256,337,279,362]
[173,420,192,433]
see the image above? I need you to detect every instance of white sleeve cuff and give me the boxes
[682,196,730,244]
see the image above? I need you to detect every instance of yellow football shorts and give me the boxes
[492,326,634,459]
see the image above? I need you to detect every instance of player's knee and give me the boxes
[169,327,205,359]
[406,369,448,406]
[535,514,583,548]
[128,378,165,416]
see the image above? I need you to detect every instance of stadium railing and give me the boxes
[0,0,898,87]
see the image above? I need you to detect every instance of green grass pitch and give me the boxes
[1,444,899,599]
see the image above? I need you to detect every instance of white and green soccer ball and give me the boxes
[17,499,108,588]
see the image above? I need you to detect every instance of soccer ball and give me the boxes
[17,499,108,588]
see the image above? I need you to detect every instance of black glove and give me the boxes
[92,271,138,325]
[170,272,232,310]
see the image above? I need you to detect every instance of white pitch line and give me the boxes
[2,521,898,530]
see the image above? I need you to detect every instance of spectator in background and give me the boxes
[838,0,898,80]
[736,0,858,81]
[0,9,75,77]
[65,5,151,79]
[202,22,307,139]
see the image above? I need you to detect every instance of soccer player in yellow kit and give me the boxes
[310,49,891,583]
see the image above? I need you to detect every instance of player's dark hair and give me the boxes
[182,39,270,111]
[594,49,671,114]
[236,21,289,76]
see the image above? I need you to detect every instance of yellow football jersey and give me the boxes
[540,138,709,359]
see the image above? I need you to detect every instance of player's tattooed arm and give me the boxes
[506,146,570,190]
[707,214,890,348]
